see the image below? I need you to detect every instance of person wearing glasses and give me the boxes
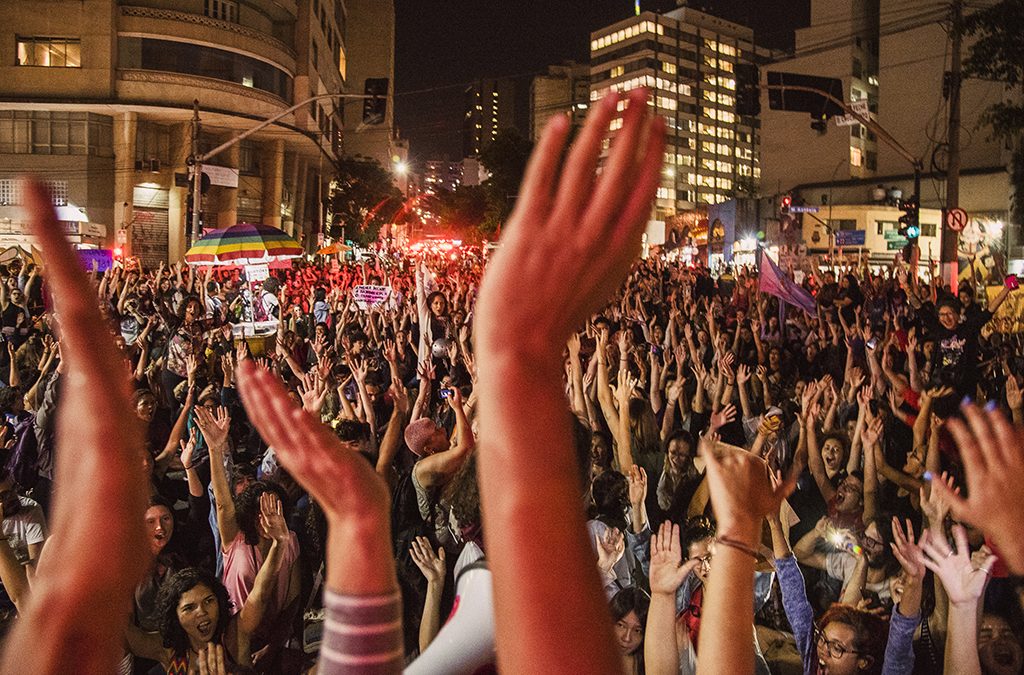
[769,501,923,675]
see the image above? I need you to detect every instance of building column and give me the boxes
[260,139,285,228]
[216,135,240,227]
[294,157,310,244]
[113,112,137,253]
[168,122,192,263]
[284,151,300,237]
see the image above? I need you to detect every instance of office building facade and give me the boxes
[590,7,771,220]
[0,0,351,266]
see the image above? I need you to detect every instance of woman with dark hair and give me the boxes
[161,295,204,407]
[610,586,648,675]
[834,274,864,326]
[656,430,701,516]
[125,493,290,673]
[415,261,451,365]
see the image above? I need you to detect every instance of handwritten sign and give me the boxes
[244,263,270,282]
[353,284,393,309]
[78,248,113,272]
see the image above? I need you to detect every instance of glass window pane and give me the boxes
[65,41,81,67]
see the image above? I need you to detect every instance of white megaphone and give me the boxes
[404,561,495,674]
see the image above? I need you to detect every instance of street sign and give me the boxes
[835,230,866,246]
[789,205,819,213]
[947,207,968,232]
[834,100,870,127]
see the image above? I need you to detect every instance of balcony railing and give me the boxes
[120,6,296,60]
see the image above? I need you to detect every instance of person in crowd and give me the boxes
[6,86,1024,675]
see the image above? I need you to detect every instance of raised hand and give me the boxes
[736,363,751,385]
[179,427,199,469]
[409,536,446,585]
[710,403,737,432]
[627,465,647,508]
[649,521,698,596]
[703,443,795,544]
[596,527,625,574]
[194,405,231,451]
[931,403,1024,573]
[921,524,996,606]
[236,360,394,594]
[257,492,290,545]
[890,517,927,583]
[298,372,329,415]
[196,643,228,675]
[1007,375,1023,410]
[919,471,958,526]
[2,180,149,674]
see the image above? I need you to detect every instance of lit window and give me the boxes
[722,78,735,90]
[338,45,347,79]
[704,55,717,69]
[701,158,715,171]
[681,84,692,97]
[716,161,733,173]
[680,154,694,167]
[720,60,733,73]
[658,96,677,110]
[701,141,716,153]
[850,146,863,166]
[16,37,81,67]
[609,117,624,131]
[591,39,599,52]
[716,177,732,190]
[662,61,677,75]
[657,24,664,35]
[611,65,625,78]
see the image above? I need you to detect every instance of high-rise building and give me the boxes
[423,161,463,194]
[341,0,397,171]
[530,63,590,142]
[758,0,1015,267]
[0,0,351,265]
[589,7,772,219]
[463,77,517,158]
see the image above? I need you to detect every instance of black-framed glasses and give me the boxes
[814,626,863,659]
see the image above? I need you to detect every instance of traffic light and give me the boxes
[362,78,389,125]
[780,194,792,214]
[898,195,920,241]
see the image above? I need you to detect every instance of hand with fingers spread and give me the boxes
[1,180,149,675]
[921,523,995,606]
[409,536,446,586]
[889,518,925,617]
[472,89,665,675]
[194,405,231,453]
[710,403,737,432]
[257,492,290,547]
[919,471,958,527]
[930,403,1024,573]
[236,360,395,594]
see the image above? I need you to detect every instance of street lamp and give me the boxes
[187,91,387,246]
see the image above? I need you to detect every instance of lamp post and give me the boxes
[188,92,385,246]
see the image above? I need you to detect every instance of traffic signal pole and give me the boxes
[187,92,383,246]
[942,0,963,290]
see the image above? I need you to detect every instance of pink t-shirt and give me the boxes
[222,531,299,621]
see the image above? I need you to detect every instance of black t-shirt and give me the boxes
[920,303,992,394]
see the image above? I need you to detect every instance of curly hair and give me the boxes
[156,568,231,657]
[234,480,291,546]
[443,455,481,530]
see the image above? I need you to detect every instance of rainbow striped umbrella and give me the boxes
[185,223,303,266]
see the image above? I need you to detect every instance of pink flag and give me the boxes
[759,251,817,315]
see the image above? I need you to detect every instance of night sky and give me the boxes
[393,0,809,162]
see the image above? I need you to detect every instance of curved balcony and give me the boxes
[119,6,296,75]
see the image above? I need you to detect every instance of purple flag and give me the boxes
[759,250,817,315]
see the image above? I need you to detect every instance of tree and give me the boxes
[963,0,1024,224]
[479,129,533,237]
[429,185,488,238]
[329,157,402,245]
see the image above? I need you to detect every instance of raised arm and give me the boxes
[472,89,664,674]
[194,406,239,550]
[237,360,402,673]
[1,181,149,674]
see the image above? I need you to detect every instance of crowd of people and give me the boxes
[0,89,1022,675]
